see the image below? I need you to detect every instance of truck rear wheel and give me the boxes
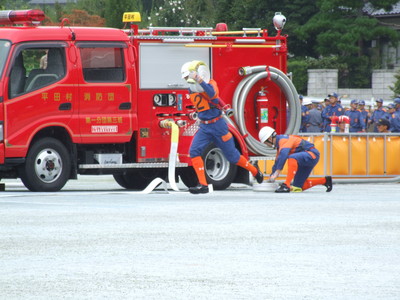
[19,138,71,191]
[180,143,237,190]
[113,168,167,190]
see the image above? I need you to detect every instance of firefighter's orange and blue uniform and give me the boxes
[189,79,260,188]
[273,134,327,190]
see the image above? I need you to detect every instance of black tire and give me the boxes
[113,168,167,190]
[178,167,197,188]
[180,143,237,190]
[203,143,237,190]
[19,138,71,192]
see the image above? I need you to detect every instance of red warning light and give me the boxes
[0,10,45,25]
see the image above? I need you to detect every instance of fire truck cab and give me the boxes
[0,10,299,191]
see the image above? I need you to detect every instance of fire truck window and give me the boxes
[8,47,66,97]
[0,40,11,78]
[80,47,125,82]
[139,43,210,89]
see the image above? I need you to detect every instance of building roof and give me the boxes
[364,2,400,17]
[29,0,77,4]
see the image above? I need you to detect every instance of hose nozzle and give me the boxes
[176,120,187,127]
[159,119,175,128]
[239,66,252,76]
[188,112,198,120]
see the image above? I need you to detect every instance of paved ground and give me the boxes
[0,176,399,299]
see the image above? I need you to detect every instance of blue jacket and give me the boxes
[272,135,315,172]
[322,103,344,132]
[390,109,400,132]
[371,108,389,132]
[300,105,310,132]
[360,109,369,127]
[345,109,365,132]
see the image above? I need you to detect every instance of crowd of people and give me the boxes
[299,93,400,133]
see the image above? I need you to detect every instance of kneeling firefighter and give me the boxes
[258,126,333,193]
[181,60,263,194]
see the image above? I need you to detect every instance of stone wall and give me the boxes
[307,69,398,102]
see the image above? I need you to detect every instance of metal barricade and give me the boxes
[252,132,400,183]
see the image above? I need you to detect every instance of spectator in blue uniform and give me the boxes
[323,97,330,109]
[181,61,263,194]
[345,99,365,132]
[387,103,396,127]
[390,98,400,133]
[377,118,391,133]
[307,100,323,132]
[258,126,332,193]
[369,99,389,132]
[299,95,310,132]
[358,100,369,130]
[322,92,344,132]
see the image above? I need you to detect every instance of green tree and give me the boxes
[214,0,319,57]
[390,68,400,97]
[62,9,105,26]
[76,0,107,18]
[54,2,64,23]
[104,0,143,28]
[148,0,215,27]
[0,0,29,10]
[296,0,400,88]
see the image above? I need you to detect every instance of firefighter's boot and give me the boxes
[275,183,290,193]
[324,176,333,192]
[189,184,209,194]
[254,164,264,184]
[291,186,302,192]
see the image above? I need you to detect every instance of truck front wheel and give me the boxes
[19,138,71,192]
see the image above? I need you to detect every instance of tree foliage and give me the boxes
[295,0,400,88]
[147,0,216,27]
[61,9,105,27]
[390,68,400,97]
[104,0,143,28]
[2,0,400,93]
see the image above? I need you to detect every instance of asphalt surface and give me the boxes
[1,176,399,299]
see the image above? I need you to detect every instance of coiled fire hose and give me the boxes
[232,65,301,156]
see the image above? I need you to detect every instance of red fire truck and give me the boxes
[0,9,300,191]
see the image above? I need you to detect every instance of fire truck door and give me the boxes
[76,42,132,143]
[4,44,75,157]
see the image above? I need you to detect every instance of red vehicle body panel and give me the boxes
[0,16,289,186]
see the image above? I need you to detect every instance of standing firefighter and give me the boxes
[258,126,332,193]
[181,61,263,194]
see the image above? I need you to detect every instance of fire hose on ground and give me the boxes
[115,119,184,194]
[121,119,183,194]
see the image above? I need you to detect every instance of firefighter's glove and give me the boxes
[268,171,279,182]
[188,71,203,83]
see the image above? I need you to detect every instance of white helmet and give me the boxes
[181,62,191,79]
[259,126,276,144]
